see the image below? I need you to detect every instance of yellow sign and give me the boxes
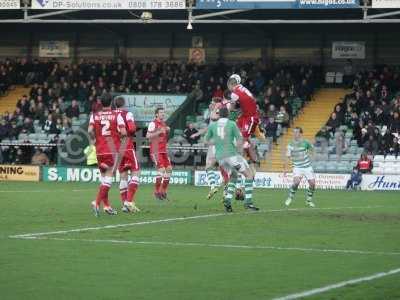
[0,165,40,182]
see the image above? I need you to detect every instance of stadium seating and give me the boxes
[324,66,400,174]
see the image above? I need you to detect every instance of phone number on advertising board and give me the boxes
[129,0,185,9]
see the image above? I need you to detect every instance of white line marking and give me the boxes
[18,237,400,256]
[9,205,384,239]
[272,267,400,300]
[9,212,227,238]
[0,189,93,193]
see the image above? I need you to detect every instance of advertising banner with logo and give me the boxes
[196,0,359,9]
[195,171,349,189]
[42,166,192,184]
[332,41,366,59]
[0,165,40,182]
[32,0,185,9]
[0,0,19,9]
[372,0,400,8]
[39,41,70,58]
[113,94,187,123]
[361,175,400,191]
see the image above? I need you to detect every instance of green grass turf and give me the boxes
[0,181,399,300]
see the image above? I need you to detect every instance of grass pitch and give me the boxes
[1,181,400,300]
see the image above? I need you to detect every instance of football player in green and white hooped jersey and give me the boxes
[284,127,316,207]
[205,107,259,212]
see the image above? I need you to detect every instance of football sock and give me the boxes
[155,175,162,193]
[161,176,170,193]
[288,185,298,199]
[119,179,128,203]
[307,186,315,201]
[127,176,139,203]
[224,181,235,205]
[96,176,112,208]
[244,179,254,204]
[207,170,216,189]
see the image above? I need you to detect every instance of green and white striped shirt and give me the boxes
[287,139,313,168]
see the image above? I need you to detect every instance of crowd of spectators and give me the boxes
[0,57,318,164]
[320,66,400,159]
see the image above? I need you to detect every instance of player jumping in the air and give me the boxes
[284,127,316,207]
[88,96,127,216]
[226,74,260,164]
[205,107,259,212]
[146,107,172,200]
[190,97,230,200]
[114,97,140,213]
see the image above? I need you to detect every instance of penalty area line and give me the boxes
[16,237,400,257]
[272,267,400,300]
[9,205,385,239]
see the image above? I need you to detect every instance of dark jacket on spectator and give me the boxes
[264,119,278,143]
[66,105,80,119]
[183,126,199,145]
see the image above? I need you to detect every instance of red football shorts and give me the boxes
[237,115,259,140]
[119,149,140,173]
[97,154,115,172]
[151,152,171,169]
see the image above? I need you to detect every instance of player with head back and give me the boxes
[88,94,127,216]
[226,74,260,165]
[114,97,140,213]
[284,127,316,207]
[146,107,172,200]
[205,107,259,212]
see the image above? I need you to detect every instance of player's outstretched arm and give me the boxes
[191,127,207,139]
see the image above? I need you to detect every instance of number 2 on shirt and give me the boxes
[101,120,111,136]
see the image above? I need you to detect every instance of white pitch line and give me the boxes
[19,237,400,256]
[9,212,228,238]
[0,189,93,193]
[9,205,384,239]
[272,267,400,300]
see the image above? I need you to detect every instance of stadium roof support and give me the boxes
[27,9,80,19]
[193,10,248,20]
[2,18,400,24]
[2,6,400,24]
[366,10,400,19]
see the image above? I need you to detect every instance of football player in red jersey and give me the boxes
[146,107,172,200]
[227,74,260,163]
[114,97,140,213]
[88,95,127,216]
